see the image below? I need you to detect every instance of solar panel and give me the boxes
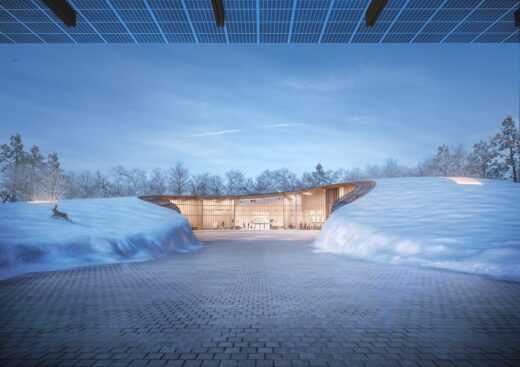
[0,0,517,43]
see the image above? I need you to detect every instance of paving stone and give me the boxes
[164,361,184,367]
[75,360,96,367]
[109,360,131,367]
[0,231,519,367]
[219,361,238,367]
[127,361,149,367]
[92,360,112,367]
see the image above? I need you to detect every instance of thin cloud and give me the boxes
[149,124,307,144]
[184,129,243,138]
[265,123,308,128]
[279,78,347,93]
[280,65,434,93]
[347,115,375,122]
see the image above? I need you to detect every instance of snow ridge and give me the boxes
[315,177,520,281]
[0,197,202,279]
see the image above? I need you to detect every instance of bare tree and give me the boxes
[42,153,67,200]
[312,163,332,186]
[94,170,111,198]
[225,170,248,195]
[381,158,403,178]
[300,171,315,188]
[61,172,79,199]
[254,170,276,194]
[365,164,382,179]
[449,144,468,176]
[5,113,520,204]
[109,165,128,197]
[416,157,435,176]
[190,173,211,196]
[77,171,95,198]
[0,189,14,203]
[273,168,300,191]
[126,168,148,196]
[148,168,167,195]
[301,163,333,187]
[208,174,225,196]
[338,167,363,181]
[168,161,190,195]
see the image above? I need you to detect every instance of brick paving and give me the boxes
[1,230,520,367]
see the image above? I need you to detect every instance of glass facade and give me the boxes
[141,182,366,230]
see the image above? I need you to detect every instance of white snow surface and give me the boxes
[0,197,201,279]
[315,177,520,281]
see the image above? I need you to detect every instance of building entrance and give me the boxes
[140,181,375,231]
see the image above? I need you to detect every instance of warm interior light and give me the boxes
[302,192,313,196]
[446,177,482,185]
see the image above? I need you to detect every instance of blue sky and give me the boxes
[0,44,518,176]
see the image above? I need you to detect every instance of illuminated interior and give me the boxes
[141,181,375,230]
[447,177,482,185]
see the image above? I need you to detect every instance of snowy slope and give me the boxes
[0,197,201,279]
[315,177,520,281]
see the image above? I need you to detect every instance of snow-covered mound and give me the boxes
[0,197,201,279]
[315,177,520,281]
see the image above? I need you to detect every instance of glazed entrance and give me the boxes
[172,193,327,230]
[140,183,365,231]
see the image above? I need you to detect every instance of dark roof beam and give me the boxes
[515,8,519,27]
[365,0,388,27]
[211,0,225,27]
[42,0,76,27]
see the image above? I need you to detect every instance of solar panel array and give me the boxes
[0,0,518,44]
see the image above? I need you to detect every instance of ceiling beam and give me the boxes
[211,0,225,27]
[365,0,388,27]
[41,0,76,27]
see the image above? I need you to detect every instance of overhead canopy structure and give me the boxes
[0,0,518,44]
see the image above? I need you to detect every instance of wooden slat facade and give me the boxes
[140,181,374,230]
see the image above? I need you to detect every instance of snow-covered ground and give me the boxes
[315,177,520,281]
[0,197,201,279]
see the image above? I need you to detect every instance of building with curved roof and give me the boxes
[140,180,375,230]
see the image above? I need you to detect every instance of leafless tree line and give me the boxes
[1,116,518,202]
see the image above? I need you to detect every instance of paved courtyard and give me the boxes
[1,230,520,367]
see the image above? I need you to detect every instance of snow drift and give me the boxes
[315,177,520,281]
[0,197,201,279]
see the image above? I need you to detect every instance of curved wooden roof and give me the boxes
[140,180,376,208]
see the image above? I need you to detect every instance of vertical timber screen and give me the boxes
[141,182,368,230]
